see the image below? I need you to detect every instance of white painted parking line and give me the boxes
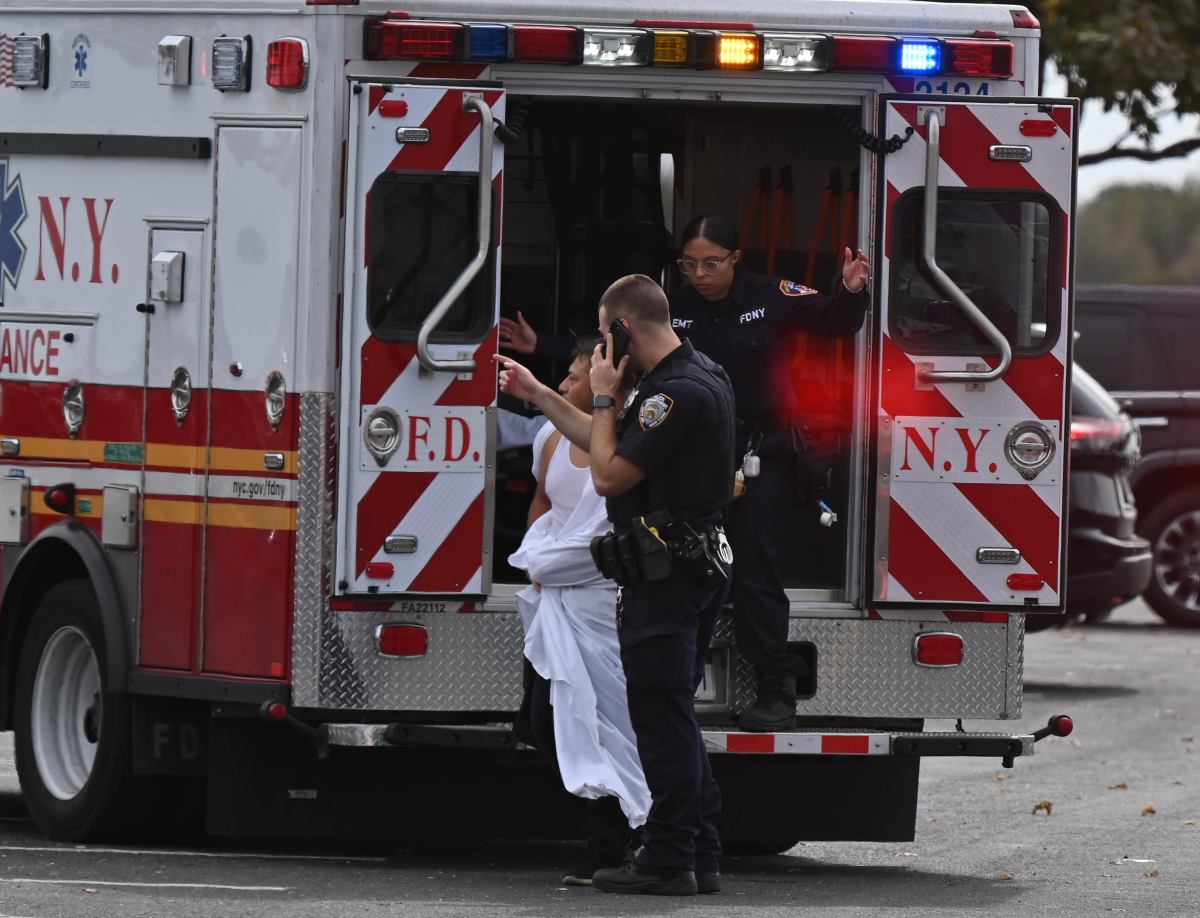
[0,878,289,892]
[0,844,384,862]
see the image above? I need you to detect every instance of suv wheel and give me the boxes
[1140,488,1200,627]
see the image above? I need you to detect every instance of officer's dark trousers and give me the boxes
[726,442,806,680]
[618,572,724,872]
[528,670,631,855]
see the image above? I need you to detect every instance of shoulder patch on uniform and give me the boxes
[780,279,818,297]
[638,393,674,430]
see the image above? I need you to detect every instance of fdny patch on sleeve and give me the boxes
[780,279,818,297]
[638,393,674,430]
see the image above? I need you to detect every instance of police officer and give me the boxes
[669,214,869,732]
[496,274,736,897]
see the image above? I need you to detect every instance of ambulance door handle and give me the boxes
[916,111,1013,385]
[415,93,495,375]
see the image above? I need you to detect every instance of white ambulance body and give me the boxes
[0,0,1074,845]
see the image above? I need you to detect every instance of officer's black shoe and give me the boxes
[697,871,721,894]
[737,672,797,732]
[592,862,697,896]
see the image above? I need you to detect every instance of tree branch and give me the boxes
[1080,136,1200,166]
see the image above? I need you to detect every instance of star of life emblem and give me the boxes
[0,158,27,304]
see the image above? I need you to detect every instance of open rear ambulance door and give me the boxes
[870,95,1079,612]
[336,81,504,597]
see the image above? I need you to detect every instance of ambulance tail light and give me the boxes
[11,33,50,89]
[582,28,650,66]
[266,38,308,91]
[1010,10,1040,29]
[944,39,1014,77]
[512,25,582,64]
[212,36,252,91]
[831,35,897,73]
[466,23,510,62]
[898,39,941,74]
[364,20,465,61]
[762,33,830,72]
[376,624,429,658]
[913,632,964,667]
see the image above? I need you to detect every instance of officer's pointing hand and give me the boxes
[492,354,542,402]
[590,335,628,398]
[841,246,870,294]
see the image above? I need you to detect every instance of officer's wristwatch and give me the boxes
[592,394,617,410]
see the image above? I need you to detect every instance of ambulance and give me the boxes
[0,0,1074,846]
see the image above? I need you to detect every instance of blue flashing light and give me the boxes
[468,23,509,61]
[899,40,940,74]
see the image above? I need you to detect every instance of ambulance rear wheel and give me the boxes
[14,579,144,840]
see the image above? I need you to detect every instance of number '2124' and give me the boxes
[916,80,990,95]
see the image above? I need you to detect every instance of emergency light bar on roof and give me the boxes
[361,19,1014,78]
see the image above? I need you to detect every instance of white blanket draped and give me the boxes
[508,479,651,828]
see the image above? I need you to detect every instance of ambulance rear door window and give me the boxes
[888,191,1061,356]
[366,172,493,342]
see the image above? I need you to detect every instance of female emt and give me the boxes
[668,214,869,732]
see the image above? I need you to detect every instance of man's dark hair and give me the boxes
[572,334,602,360]
[571,333,637,391]
[680,213,739,252]
[599,274,669,326]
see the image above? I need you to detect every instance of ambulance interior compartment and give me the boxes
[491,98,863,598]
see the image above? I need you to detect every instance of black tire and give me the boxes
[1139,488,1200,627]
[13,579,146,840]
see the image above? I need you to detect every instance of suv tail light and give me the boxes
[1070,415,1125,453]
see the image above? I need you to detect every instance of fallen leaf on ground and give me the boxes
[1031,800,1053,815]
[997,873,1015,881]
[1144,870,1160,878]
[1111,857,1155,865]
[1184,819,1198,826]
[1142,805,1157,816]
[1108,783,1127,790]
[995,773,1012,782]
[83,888,98,893]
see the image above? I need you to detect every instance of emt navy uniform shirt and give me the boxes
[668,270,868,424]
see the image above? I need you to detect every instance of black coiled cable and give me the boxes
[839,110,915,155]
[495,102,530,145]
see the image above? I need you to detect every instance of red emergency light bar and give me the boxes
[512,25,583,63]
[364,20,464,60]
[944,38,1014,77]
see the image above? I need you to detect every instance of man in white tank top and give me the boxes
[508,339,649,886]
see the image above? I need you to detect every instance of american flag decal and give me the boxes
[0,35,14,87]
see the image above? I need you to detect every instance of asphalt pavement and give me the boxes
[0,598,1196,917]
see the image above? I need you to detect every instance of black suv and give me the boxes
[1075,284,1200,626]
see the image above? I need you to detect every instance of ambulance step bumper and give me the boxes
[702,730,1032,759]
[318,722,1040,762]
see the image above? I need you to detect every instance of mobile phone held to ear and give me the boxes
[606,320,632,366]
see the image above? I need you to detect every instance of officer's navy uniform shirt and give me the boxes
[668,270,869,423]
[607,340,736,533]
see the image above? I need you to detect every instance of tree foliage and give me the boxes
[953,1,1200,164]
[1076,179,1200,283]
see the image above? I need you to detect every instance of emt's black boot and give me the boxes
[592,862,697,896]
[737,671,797,732]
